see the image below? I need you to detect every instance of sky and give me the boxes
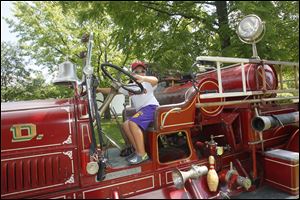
[1,1,18,42]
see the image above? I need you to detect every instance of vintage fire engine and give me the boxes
[1,14,299,199]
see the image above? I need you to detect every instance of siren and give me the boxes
[172,165,208,189]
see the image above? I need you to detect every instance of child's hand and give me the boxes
[132,74,144,83]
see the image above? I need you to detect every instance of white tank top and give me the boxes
[119,82,159,110]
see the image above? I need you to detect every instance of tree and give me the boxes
[7,1,298,72]
[6,1,132,85]
[227,1,299,60]
[1,42,73,102]
[1,41,30,102]
[65,1,298,72]
[6,1,298,93]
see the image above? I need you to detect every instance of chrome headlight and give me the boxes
[237,14,265,44]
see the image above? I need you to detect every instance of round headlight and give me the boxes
[237,14,265,43]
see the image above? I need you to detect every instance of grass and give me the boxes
[95,117,126,148]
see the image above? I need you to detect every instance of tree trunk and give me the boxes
[215,1,231,55]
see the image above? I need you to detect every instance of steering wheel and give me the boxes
[101,63,144,94]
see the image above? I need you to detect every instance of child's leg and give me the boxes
[122,120,137,150]
[128,121,146,156]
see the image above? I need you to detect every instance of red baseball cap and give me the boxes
[131,61,147,71]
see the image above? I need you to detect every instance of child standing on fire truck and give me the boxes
[97,61,159,164]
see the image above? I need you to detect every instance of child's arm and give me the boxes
[96,88,111,94]
[97,87,129,96]
[134,75,158,87]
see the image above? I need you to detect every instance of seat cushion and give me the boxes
[264,148,299,195]
[154,87,188,105]
[264,149,299,162]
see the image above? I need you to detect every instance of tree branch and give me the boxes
[192,1,216,6]
[140,2,202,21]
[46,43,76,63]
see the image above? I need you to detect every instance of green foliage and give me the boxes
[101,118,125,148]
[1,42,73,102]
[1,41,30,102]
[21,73,73,100]
[6,2,84,72]
[4,1,299,101]
[228,1,299,61]
[104,1,213,73]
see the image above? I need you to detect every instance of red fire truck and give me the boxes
[1,14,299,199]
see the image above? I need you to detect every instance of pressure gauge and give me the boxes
[237,14,265,44]
[86,161,99,175]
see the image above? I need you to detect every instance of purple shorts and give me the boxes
[128,105,158,131]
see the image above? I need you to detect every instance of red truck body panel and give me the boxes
[1,99,79,199]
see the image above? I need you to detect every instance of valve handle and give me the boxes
[211,134,224,139]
